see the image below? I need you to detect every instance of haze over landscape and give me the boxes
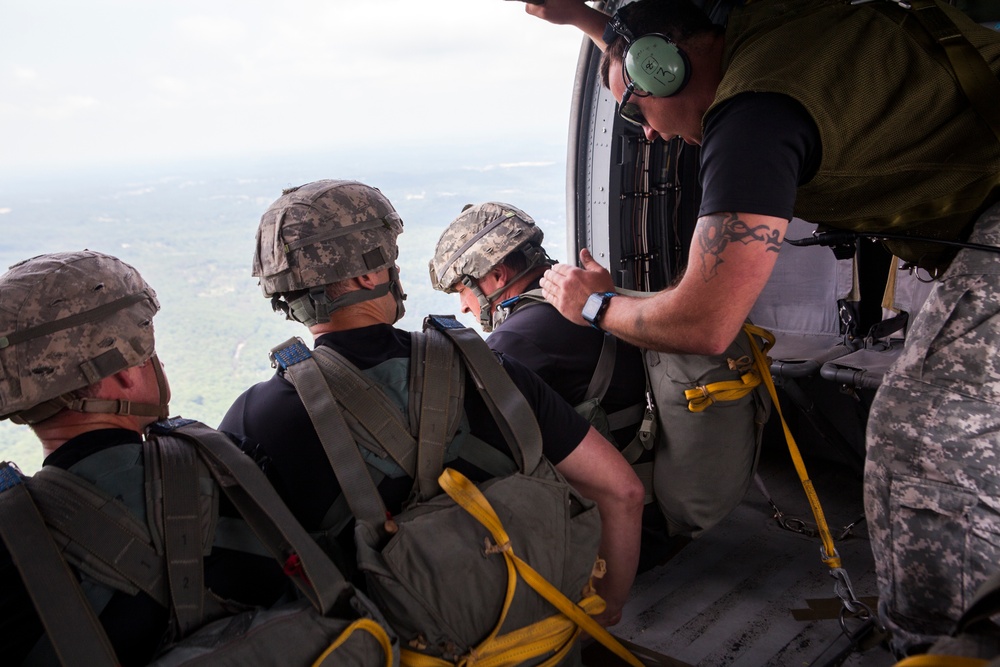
[0,0,584,472]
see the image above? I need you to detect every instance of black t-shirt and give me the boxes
[487,288,646,447]
[0,429,288,666]
[218,324,589,535]
[698,92,821,220]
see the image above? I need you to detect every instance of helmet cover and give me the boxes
[253,179,403,297]
[0,250,159,420]
[428,202,545,293]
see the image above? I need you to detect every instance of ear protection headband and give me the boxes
[606,10,691,98]
[624,34,691,97]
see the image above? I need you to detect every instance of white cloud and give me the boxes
[0,0,588,170]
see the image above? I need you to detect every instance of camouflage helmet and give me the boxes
[0,250,164,424]
[253,180,406,326]
[428,202,546,293]
[429,202,550,332]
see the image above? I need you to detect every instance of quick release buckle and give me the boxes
[423,314,463,332]
[269,337,312,370]
[147,417,197,436]
[0,462,25,493]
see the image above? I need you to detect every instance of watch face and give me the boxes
[582,293,605,322]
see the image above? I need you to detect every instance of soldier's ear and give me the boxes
[354,270,384,290]
[493,263,515,287]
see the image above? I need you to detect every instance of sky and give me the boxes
[0,0,589,172]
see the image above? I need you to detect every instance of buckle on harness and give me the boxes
[269,337,312,370]
[147,417,197,436]
[423,314,463,332]
[0,462,25,493]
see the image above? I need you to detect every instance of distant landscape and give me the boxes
[0,144,570,473]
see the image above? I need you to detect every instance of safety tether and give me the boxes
[742,323,872,622]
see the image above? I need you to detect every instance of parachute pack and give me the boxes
[498,288,771,537]
[269,315,643,667]
[0,419,397,666]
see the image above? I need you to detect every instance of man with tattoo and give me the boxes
[523,0,1000,658]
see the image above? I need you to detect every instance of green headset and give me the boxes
[608,11,691,97]
[624,34,691,97]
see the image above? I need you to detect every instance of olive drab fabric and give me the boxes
[253,180,404,296]
[270,318,631,666]
[645,325,771,537]
[0,419,399,667]
[712,0,1000,271]
[428,202,547,293]
[0,251,160,423]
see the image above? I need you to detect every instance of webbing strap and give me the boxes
[154,438,206,635]
[413,331,456,499]
[742,324,842,569]
[585,333,617,401]
[683,368,763,413]
[453,434,519,478]
[425,317,542,474]
[0,291,149,350]
[167,421,355,615]
[438,468,644,667]
[909,0,1000,145]
[311,617,396,667]
[312,345,417,477]
[272,340,389,527]
[28,465,168,604]
[400,597,606,667]
[892,657,988,667]
[0,463,119,667]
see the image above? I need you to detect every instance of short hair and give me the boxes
[599,0,719,88]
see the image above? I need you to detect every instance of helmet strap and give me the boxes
[469,247,553,332]
[10,354,170,425]
[282,268,407,327]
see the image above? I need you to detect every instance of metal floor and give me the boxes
[608,442,896,667]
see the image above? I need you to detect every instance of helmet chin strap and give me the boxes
[71,353,171,421]
[462,264,539,333]
[281,267,407,327]
[13,354,171,425]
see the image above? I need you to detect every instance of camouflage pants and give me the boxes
[865,202,1000,656]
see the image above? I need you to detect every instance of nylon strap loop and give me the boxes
[439,468,644,667]
[0,464,120,667]
[742,324,842,569]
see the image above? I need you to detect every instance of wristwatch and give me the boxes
[581,291,617,330]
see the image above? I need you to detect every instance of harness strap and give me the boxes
[424,316,542,474]
[311,345,417,477]
[271,339,390,528]
[163,420,356,615]
[0,463,119,667]
[152,438,207,636]
[585,333,617,401]
[27,465,168,604]
[412,331,457,500]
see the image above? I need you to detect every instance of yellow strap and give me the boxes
[742,324,842,569]
[684,369,762,412]
[438,468,645,667]
[398,598,607,667]
[311,617,396,667]
[893,656,989,667]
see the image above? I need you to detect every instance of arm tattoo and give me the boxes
[696,212,782,281]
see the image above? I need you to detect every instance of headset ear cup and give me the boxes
[624,34,691,97]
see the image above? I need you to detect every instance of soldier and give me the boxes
[220,180,644,627]
[429,204,682,569]
[524,0,1000,655]
[0,250,289,665]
